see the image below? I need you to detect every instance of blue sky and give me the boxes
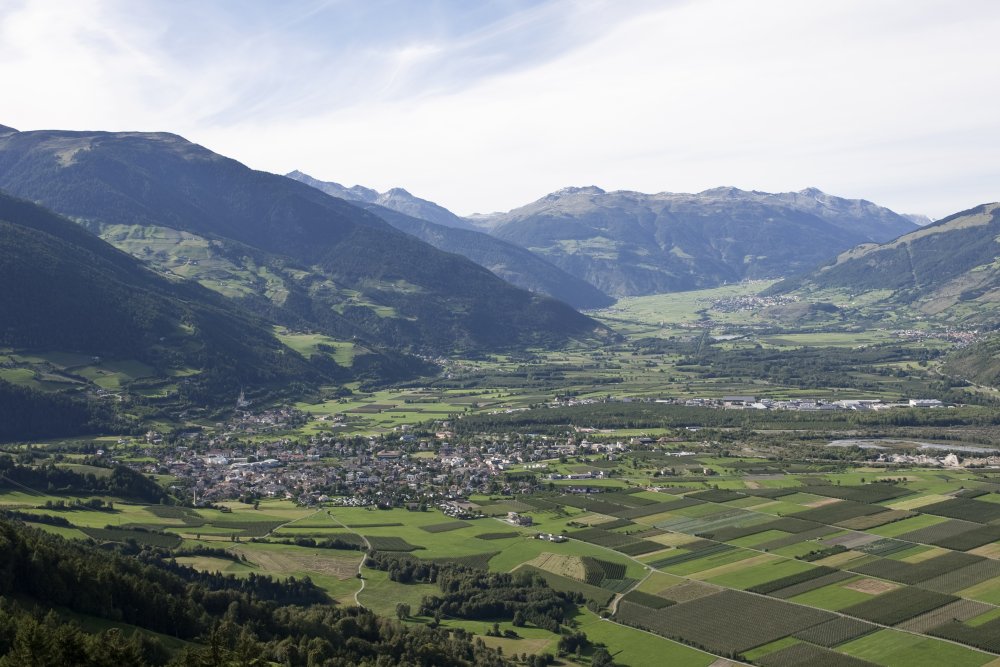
[2,0,998,218]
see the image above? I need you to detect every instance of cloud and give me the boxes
[200,0,1000,218]
[1,0,997,218]
[1,0,646,127]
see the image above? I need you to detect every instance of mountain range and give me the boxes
[287,172,614,309]
[0,128,605,360]
[291,175,1000,389]
[470,186,919,298]
[5,120,995,404]
[764,202,1000,386]
[289,175,922,299]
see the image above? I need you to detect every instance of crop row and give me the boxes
[616,590,835,656]
[748,565,839,595]
[518,565,615,606]
[620,589,675,609]
[918,558,1000,594]
[419,521,471,533]
[841,586,957,626]
[929,617,1000,653]
[581,556,627,584]
[801,484,913,504]
[758,642,878,667]
[144,505,206,526]
[919,497,1000,523]
[790,501,889,525]
[646,543,734,569]
[569,527,637,548]
[81,526,181,548]
[850,551,982,585]
[211,519,287,536]
[364,536,423,551]
[791,616,878,647]
[599,492,658,508]
[612,498,703,519]
[686,489,747,503]
[770,570,855,599]
[899,520,1000,551]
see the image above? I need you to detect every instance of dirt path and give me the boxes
[266,507,322,537]
[327,510,371,608]
[610,565,655,615]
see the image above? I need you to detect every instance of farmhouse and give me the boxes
[909,399,943,408]
[507,512,533,526]
[721,395,757,408]
[535,532,567,543]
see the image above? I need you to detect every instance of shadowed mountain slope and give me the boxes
[0,191,336,412]
[287,171,612,309]
[0,129,603,354]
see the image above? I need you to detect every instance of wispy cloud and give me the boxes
[0,0,997,218]
[0,0,645,126]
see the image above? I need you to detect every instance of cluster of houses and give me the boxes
[708,293,799,314]
[506,511,533,526]
[547,393,947,413]
[112,407,642,507]
[677,396,945,411]
[545,470,606,481]
[874,451,1000,467]
[889,328,979,346]
[535,532,567,543]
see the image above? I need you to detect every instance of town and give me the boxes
[99,395,993,512]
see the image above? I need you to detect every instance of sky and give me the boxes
[1,0,998,219]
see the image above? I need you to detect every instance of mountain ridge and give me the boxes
[769,202,1000,325]
[287,170,475,230]
[0,129,605,355]
[288,171,614,309]
[475,185,918,297]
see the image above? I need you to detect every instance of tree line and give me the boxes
[0,518,513,666]
[365,552,577,634]
[0,456,167,503]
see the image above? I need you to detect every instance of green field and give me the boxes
[838,629,994,667]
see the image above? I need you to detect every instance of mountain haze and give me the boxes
[358,203,614,309]
[288,171,613,309]
[903,213,934,227]
[287,170,476,230]
[0,128,604,354]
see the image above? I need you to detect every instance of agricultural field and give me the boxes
[7,279,1000,665]
[8,448,1000,666]
[372,467,1000,665]
[0,348,161,394]
[293,386,499,435]
[234,276,998,441]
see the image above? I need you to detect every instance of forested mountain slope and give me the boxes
[0,192,322,407]
[0,129,603,354]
